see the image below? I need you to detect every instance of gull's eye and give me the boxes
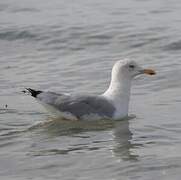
[129,64,135,69]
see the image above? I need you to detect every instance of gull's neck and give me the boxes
[102,70,132,119]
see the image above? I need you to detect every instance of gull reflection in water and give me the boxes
[29,116,140,160]
[112,117,140,161]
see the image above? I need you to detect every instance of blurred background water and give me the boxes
[1,0,181,179]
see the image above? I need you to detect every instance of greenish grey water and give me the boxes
[1,0,181,179]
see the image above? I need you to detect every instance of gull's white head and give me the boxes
[112,59,156,80]
[104,59,156,119]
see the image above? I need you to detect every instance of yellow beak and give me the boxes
[143,69,156,75]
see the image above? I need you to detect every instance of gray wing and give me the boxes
[37,92,115,119]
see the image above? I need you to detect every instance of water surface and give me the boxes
[1,0,181,179]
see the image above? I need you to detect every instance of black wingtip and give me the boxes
[24,88,42,98]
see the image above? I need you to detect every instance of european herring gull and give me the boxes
[24,59,155,120]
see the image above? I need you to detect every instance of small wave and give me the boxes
[163,40,181,51]
[129,37,163,48]
[150,9,172,14]
[11,7,39,13]
[0,30,37,41]
[87,34,113,40]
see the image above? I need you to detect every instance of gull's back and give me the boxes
[37,92,115,120]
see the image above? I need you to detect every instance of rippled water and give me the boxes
[1,0,181,179]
